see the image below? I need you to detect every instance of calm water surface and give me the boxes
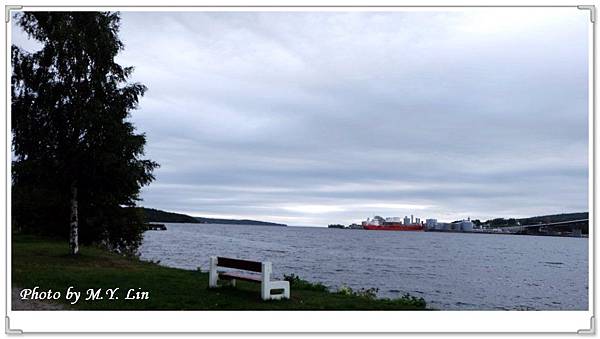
[139,223,588,310]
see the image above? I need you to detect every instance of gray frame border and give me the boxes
[3,4,596,334]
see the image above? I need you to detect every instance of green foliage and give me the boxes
[335,285,426,308]
[283,274,427,308]
[485,218,517,227]
[283,273,328,292]
[11,12,158,254]
[336,285,379,299]
[396,293,427,308]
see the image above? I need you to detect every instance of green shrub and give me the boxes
[336,285,379,299]
[337,286,426,307]
[283,274,329,292]
[284,274,426,308]
[394,293,427,308]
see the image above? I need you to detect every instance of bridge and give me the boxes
[495,219,589,236]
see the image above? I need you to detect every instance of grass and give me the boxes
[12,234,427,310]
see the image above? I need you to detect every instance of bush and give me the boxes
[336,285,379,299]
[337,286,426,307]
[394,293,427,308]
[283,274,329,292]
[284,274,427,308]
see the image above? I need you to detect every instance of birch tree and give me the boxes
[11,12,158,255]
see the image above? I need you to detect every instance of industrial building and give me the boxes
[352,215,477,233]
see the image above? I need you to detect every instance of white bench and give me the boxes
[208,256,290,300]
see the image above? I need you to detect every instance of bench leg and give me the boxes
[283,282,290,299]
[259,262,290,300]
[261,280,290,300]
[268,281,290,300]
[261,262,272,300]
[261,281,269,300]
[209,256,218,288]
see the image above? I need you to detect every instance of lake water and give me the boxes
[139,223,589,310]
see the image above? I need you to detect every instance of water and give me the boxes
[139,223,589,310]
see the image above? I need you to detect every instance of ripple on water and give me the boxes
[139,224,588,310]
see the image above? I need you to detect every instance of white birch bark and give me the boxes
[69,184,79,255]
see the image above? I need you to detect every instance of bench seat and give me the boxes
[219,271,262,283]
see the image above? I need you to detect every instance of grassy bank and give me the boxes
[12,234,427,310]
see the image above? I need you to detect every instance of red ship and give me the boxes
[362,216,425,231]
[363,223,424,231]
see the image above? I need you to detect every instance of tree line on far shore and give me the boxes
[140,208,287,226]
[467,212,588,233]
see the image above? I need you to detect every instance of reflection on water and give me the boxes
[139,223,588,310]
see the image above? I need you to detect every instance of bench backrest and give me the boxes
[217,256,262,272]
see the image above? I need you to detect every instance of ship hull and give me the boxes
[363,224,424,231]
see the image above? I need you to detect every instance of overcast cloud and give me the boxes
[12,9,590,225]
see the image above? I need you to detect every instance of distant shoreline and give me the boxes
[140,207,287,226]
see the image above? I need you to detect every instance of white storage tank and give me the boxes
[426,219,437,229]
[437,222,449,230]
[460,220,474,231]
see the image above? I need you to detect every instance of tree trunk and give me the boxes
[69,183,79,255]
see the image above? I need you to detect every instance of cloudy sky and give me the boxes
[13,9,590,226]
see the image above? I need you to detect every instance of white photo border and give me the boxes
[3,1,595,333]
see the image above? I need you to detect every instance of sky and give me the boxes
[12,9,590,226]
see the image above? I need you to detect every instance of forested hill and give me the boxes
[477,212,589,228]
[518,212,588,225]
[139,208,287,226]
[194,217,286,226]
[140,208,199,223]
